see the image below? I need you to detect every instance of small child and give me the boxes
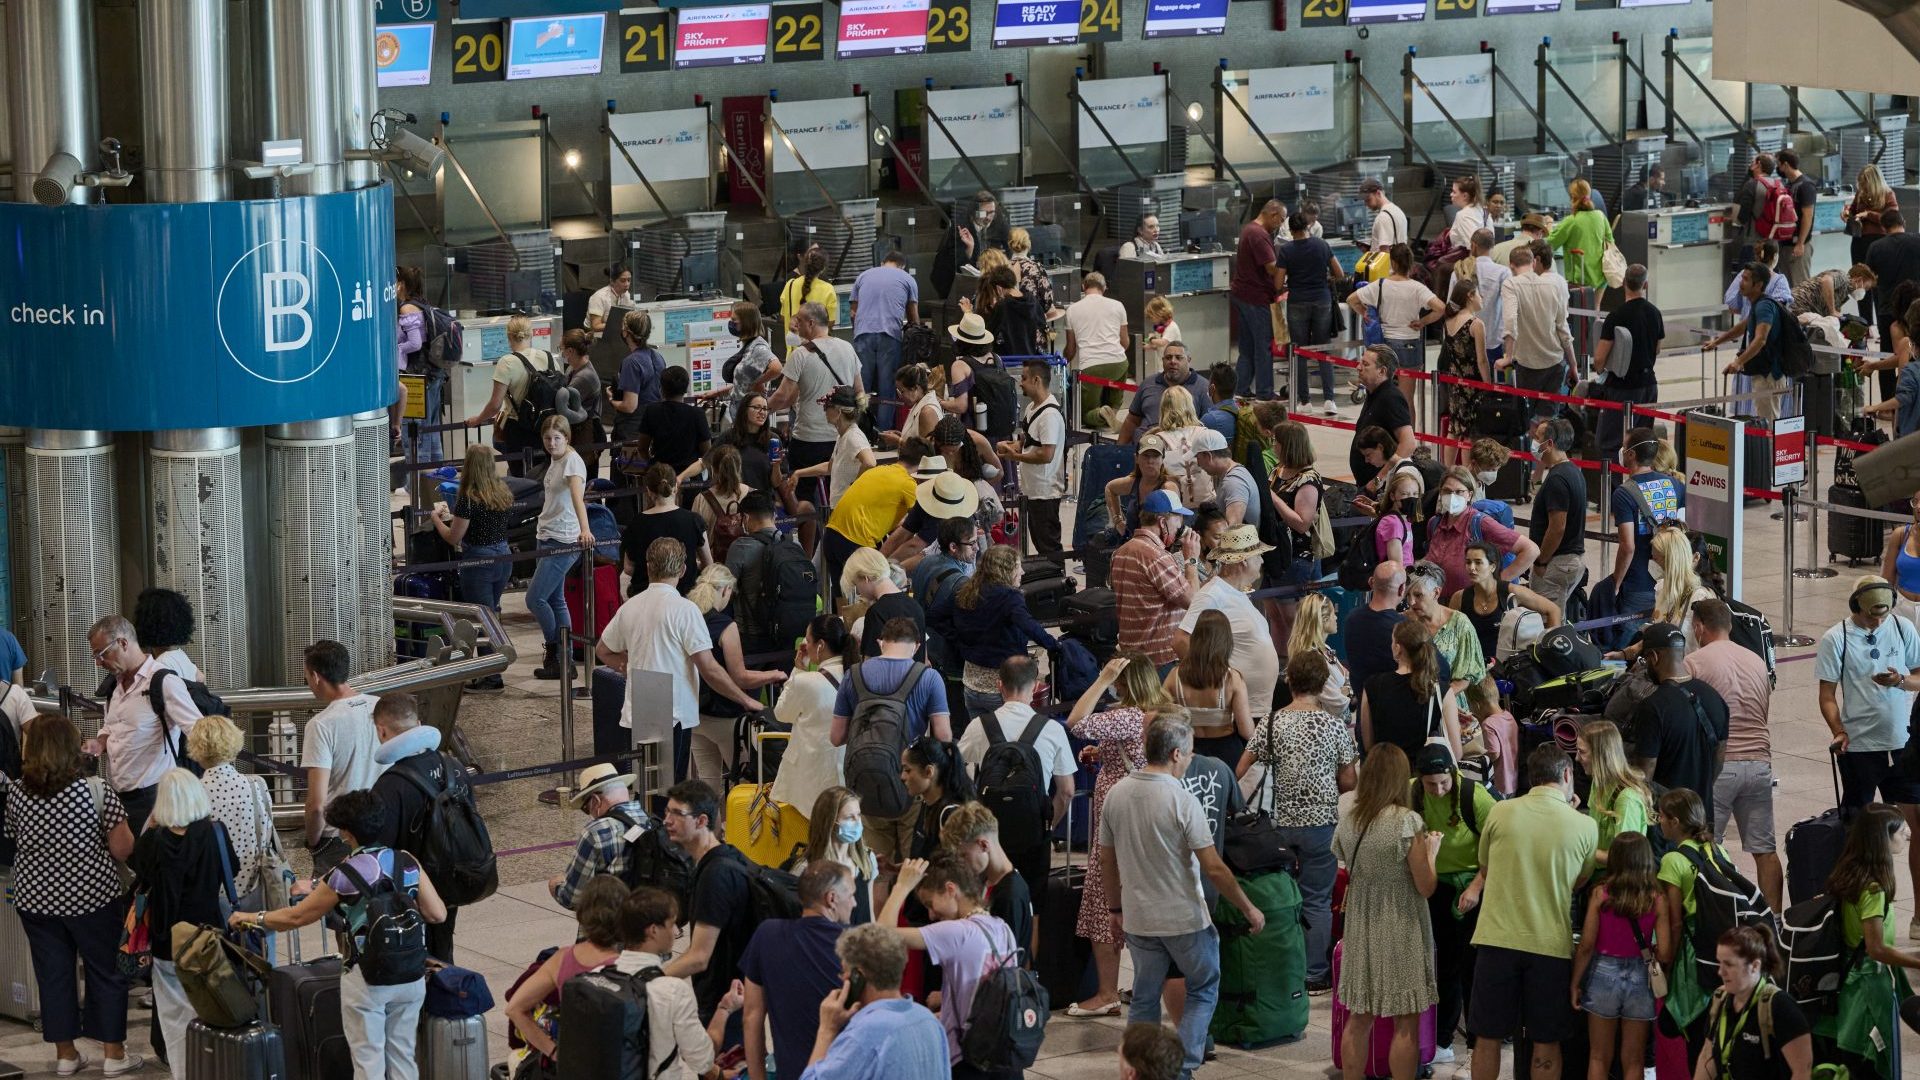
[1571,832,1670,1080]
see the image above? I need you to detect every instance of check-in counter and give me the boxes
[446,313,563,445]
[1617,207,1737,315]
[1808,193,1854,281]
[1105,252,1234,380]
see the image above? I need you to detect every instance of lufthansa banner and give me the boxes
[0,185,398,432]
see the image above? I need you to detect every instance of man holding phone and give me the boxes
[801,924,950,1080]
[1110,490,1203,676]
[1816,575,1920,933]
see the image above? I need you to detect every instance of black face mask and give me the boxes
[1397,497,1418,519]
[727,319,741,337]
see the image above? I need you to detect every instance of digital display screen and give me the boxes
[675,5,771,68]
[1143,0,1227,37]
[504,13,606,79]
[992,0,1078,47]
[1485,0,1562,12]
[836,0,930,58]
[373,23,435,87]
[1347,0,1424,24]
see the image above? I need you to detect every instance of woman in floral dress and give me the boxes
[1065,652,1176,1016]
[1437,278,1489,456]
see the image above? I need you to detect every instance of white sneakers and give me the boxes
[54,1055,87,1077]
[1321,398,1339,416]
[1431,1046,1456,1064]
[55,1052,146,1076]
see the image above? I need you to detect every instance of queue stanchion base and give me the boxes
[538,786,573,807]
[1780,633,1817,647]
[1793,566,1839,579]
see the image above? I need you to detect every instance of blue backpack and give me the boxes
[1052,638,1101,705]
[420,304,465,372]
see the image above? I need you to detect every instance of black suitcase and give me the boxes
[268,956,349,1080]
[1484,434,1532,504]
[1020,557,1076,620]
[1037,793,1096,1008]
[592,667,630,765]
[1787,751,1853,906]
[1827,481,1885,564]
[1063,588,1118,658]
[184,1019,289,1080]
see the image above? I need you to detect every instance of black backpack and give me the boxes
[393,752,499,907]
[697,846,802,924]
[844,661,925,819]
[148,668,230,777]
[974,712,1052,856]
[606,806,695,917]
[969,362,1020,442]
[1780,893,1863,1015]
[1338,514,1396,591]
[960,924,1049,1071]
[499,351,567,449]
[902,322,937,368]
[1678,844,1773,991]
[1725,595,1779,687]
[759,535,820,653]
[336,851,430,986]
[1529,625,1605,678]
[1244,465,1295,584]
[560,965,676,1080]
[1772,302,1814,378]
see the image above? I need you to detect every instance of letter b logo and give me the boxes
[218,238,342,385]
[262,271,313,353]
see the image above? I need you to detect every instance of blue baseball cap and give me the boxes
[1140,490,1193,518]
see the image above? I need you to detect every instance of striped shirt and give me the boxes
[1109,530,1193,665]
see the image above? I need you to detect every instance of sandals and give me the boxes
[1064,1001,1122,1018]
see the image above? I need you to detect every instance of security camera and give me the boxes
[389,128,445,176]
[32,151,82,206]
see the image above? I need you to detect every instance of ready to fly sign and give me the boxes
[992,0,1077,46]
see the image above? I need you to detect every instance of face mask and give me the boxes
[727,319,741,337]
[1397,497,1418,518]
[1530,440,1546,459]
[1853,286,1868,301]
[1442,493,1468,515]
[1475,470,1499,487]
[1649,562,1665,583]
[834,820,864,845]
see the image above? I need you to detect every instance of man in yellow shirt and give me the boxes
[1466,744,1597,1080]
[823,438,930,587]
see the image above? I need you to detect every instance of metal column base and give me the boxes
[1793,566,1839,579]
[1779,633,1817,647]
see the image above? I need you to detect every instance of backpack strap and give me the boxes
[391,751,458,803]
[635,966,682,1077]
[702,489,722,518]
[878,662,926,706]
[146,669,187,767]
[1017,713,1050,746]
[983,712,1009,746]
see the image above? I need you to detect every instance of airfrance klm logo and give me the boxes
[1253,85,1329,103]
[623,130,700,150]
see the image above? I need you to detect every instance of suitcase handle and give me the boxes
[754,731,791,788]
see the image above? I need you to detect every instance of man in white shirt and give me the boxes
[597,538,775,783]
[1464,229,1510,367]
[996,360,1066,558]
[299,639,384,874]
[1360,178,1408,254]
[1064,273,1131,430]
[605,885,720,1080]
[956,656,1076,828]
[1176,526,1280,722]
[89,614,201,836]
[1497,245,1574,420]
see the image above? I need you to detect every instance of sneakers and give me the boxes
[1321,398,1339,416]
[55,1055,88,1077]
[103,1054,146,1077]
[1306,975,1334,996]
[1431,1046,1456,1064]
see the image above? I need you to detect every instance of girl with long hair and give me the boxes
[795,786,884,924]
[529,414,594,680]
[618,462,709,596]
[1066,654,1176,1016]
[1151,385,1215,508]
[1653,788,1738,1041]
[930,544,1057,720]
[431,444,518,616]
[1571,832,1671,1080]
[887,364,944,448]
[694,444,752,564]
[1359,617,1462,765]
[771,615,859,815]
[779,247,837,354]
[719,391,814,548]
[1288,591,1352,716]
[931,414,1002,484]
[1333,744,1441,1080]
[1163,610,1252,765]
[1846,163,1899,336]
[1813,805,1920,1079]
[1437,279,1489,457]
[1696,923,1813,1080]
[1574,720,1651,868]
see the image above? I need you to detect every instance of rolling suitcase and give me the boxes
[1062,588,1118,660]
[1787,751,1853,906]
[1019,556,1076,620]
[1211,871,1309,1048]
[268,955,350,1080]
[726,732,808,869]
[418,1014,489,1080]
[184,1019,289,1080]
[1330,941,1438,1077]
[563,564,622,646]
[591,667,629,764]
[1828,480,1884,564]
[0,869,43,1029]
[1038,792,1096,1008]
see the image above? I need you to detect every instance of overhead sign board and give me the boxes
[992,0,1077,46]
[675,5,771,66]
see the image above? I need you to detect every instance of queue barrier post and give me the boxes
[1778,484,1817,647]
[1795,435,1838,579]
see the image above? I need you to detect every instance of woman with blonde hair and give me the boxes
[1333,744,1441,1080]
[1066,653,1179,1017]
[1549,177,1614,290]
[784,386,875,510]
[1646,527,1713,648]
[1288,591,1352,716]
[1163,610,1252,764]
[1847,163,1900,331]
[529,413,593,680]
[431,444,518,617]
[792,786,885,924]
[687,563,787,787]
[1006,227,1056,352]
[1152,385,1215,507]
[1574,720,1651,869]
[188,713,282,912]
[133,769,240,1079]
[840,546,925,660]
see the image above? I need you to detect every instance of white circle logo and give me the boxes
[215,238,344,385]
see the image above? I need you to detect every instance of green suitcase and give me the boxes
[1210,870,1309,1048]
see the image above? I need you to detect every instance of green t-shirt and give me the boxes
[1547,208,1613,290]
[1658,839,1731,920]
[1419,782,1498,876]
[1840,885,1894,950]
[1588,784,1649,859]
[1472,786,1599,959]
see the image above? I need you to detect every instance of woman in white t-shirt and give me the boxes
[1149,386,1216,508]
[786,387,875,510]
[528,415,593,681]
[1446,175,1488,255]
[1346,244,1445,425]
[586,264,633,338]
[886,364,945,449]
[771,616,857,819]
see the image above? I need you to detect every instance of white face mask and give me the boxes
[1475,470,1499,487]
[1442,493,1469,516]
[1649,562,1666,583]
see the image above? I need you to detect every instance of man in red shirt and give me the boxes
[1229,199,1286,399]
[1110,490,1202,672]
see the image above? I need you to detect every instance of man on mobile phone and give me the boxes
[801,924,949,1080]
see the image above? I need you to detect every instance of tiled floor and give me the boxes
[5,345,1919,1078]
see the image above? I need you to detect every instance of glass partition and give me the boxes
[606,107,714,228]
[437,120,549,246]
[1800,88,1870,132]
[1074,76,1171,191]
[1666,35,1746,141]
[1218,65,1356,178]
[1543,44,1623,150]
[768,98,873,217]
[912,86,1025,201]
[1408,55,1496,166]
[1749,84,1791,128]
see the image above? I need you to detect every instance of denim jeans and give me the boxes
[1288,298,1336,402]
[1232,296,1275,397]
[339,966,425,1080]
[458,541,511,611]
[527,538,580,643]
[855,332,904,429]
[1126,926,1221,1079]
[963,688,1005,729]
[1276,823,1336,981]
